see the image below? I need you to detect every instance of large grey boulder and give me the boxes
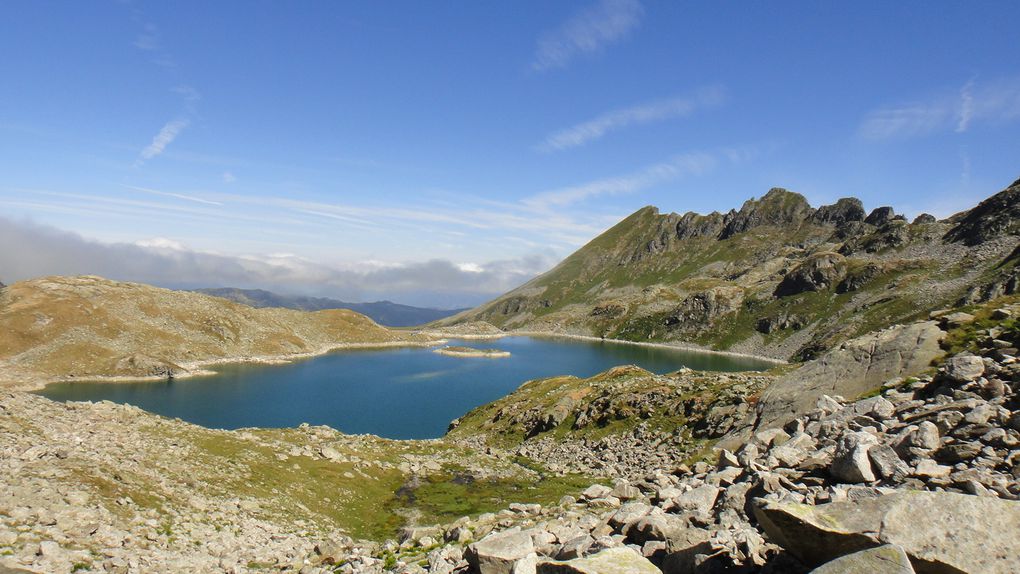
[830,432,878,483]
[466,529,537,574]
[809,545,915,574]
[944,356,985,382]
[751,321,945,430]
[537,547,660,573]
[753,491,1020,573]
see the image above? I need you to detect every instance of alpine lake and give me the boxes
[38,336,775,440]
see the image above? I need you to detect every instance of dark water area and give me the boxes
[38,336,774,439]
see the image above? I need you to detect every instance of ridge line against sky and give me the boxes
[1,1,1019,306]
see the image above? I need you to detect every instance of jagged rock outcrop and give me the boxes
[774,252,848,297]
[719,188,814,239]
[836,262,884,294]
[865,206,896,226]
[664,287,744,332]
[754,492,1020,573]
[674,211,726,240]
[945,178,1020,245]
[750,321,945,430]
[810,198,866,227]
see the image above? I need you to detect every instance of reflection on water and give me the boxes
[38,336,774,440]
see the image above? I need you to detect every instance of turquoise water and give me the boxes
[38,336,773,439]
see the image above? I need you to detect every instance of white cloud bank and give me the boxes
[0,217,557,308]
[533,0,643,71]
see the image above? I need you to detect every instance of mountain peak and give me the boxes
[719,187,813,239]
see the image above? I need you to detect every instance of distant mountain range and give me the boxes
[192,287,467,327]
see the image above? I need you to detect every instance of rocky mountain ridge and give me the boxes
[438,179,1020,362]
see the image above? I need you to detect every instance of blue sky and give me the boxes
[1,1,1018,306]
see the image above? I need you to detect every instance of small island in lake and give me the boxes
[433,345,511,358]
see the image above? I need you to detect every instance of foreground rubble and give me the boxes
[340,306,1019,574]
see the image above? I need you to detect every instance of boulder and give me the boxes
[830,432,878,483]
[775,252,848,297]
[537,546,660,574]
[944,356,985,382]
[753,491,1020,573]
[660,529,714,574]
[912,213,937,225]
[867,445,910,481]
[670,484,719,515]
[467,529,537,574]
[809,544,915,573]
[751,321,945,430]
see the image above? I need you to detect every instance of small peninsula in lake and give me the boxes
[433,345,510,358]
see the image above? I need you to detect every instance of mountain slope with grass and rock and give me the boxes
[437,179,1020,363]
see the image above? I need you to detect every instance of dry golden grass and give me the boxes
[0,275,434,382]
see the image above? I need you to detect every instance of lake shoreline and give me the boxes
[11,339,448,392]
[423,328,787,366]
[19,330,785,394]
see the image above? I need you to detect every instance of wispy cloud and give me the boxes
[523,149,740,209]
[123,185,223,206]
[533,0,643,71]
[133,23,160,51]
[538,86,726,152]
[138,119,189,162]
[860,77,1020,139]
[222,171,236,183]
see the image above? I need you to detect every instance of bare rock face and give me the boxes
[865,207,897,226]
[537,547,660,574]
[752,321,945,430]
[775,252,848,297]
[811,198,866,227]
[719,188,814,239]
[664,286,744,332]
[753,491,1020,573]
[944,178,1020,245]
[808,545,915,574]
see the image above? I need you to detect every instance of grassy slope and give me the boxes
[0,275,433,380]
